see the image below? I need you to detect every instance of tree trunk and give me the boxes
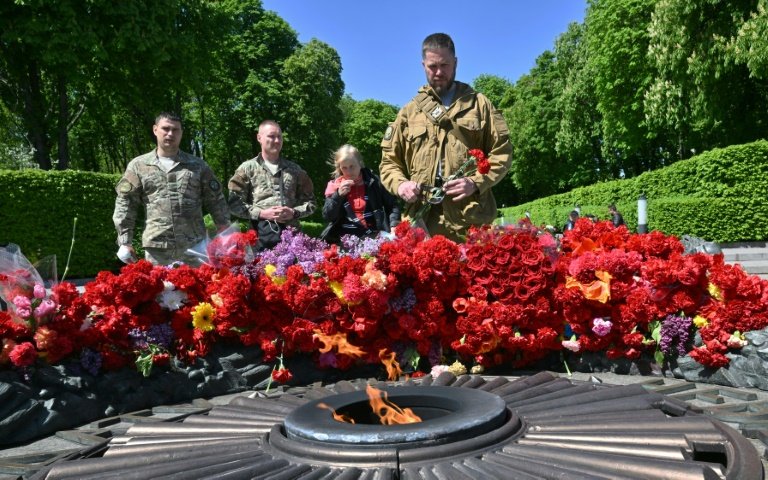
[57,75,70,170]
[23,60,50,170]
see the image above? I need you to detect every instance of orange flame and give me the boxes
[317,402,356,424]
[366,384,422,425]
[379,349,403,381]
[314,330,365,357]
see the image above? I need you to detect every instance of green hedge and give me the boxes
[501,140,768,242]
[0,169,330,278]
[0,169,122,278]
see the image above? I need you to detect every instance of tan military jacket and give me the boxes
[380,81,512,238]
[113,149,229,249]
[227,154,316,227]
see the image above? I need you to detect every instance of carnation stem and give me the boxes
[562,353,572,377]
[60,217,78,284]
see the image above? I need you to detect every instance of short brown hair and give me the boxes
[422,33,455,58]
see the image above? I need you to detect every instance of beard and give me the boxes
[429,74,455,95]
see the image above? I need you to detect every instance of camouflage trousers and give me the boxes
[144,246,205,268]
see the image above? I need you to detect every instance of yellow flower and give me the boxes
[448,360,467,376]
[707,282,723,301]
[328,280,361,306]
[192,302,216,332]
[265,264,286,286]
[693,315,709,329]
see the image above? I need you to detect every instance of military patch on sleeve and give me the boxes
[116,178,133,194]
[383,125,394,141]
[209,179,221,191]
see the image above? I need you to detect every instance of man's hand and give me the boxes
[261,206,295,223]
[397,180,422,203]
[117,245,137,264]
[444,178,478,202]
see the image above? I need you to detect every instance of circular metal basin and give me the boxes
[39,372,764,479]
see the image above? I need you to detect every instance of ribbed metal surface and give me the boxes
[40,372,763,480]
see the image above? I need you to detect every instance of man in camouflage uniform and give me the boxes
[228,119,316,250]
[113,112,230,266]
[380,33,512,242]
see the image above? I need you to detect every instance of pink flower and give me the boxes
[34,299,56,319]
[33,283,46,299]
[591,318,613,337]
[12,295,31,311]
[562,339,581,353]
[430,364,450,377]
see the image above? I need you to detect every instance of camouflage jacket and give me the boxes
[380,81,512,235]
[227,154,316,227]
[112,149,229,249]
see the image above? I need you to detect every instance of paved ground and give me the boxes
[2,370,767,479]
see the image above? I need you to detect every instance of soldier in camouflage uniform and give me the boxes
[112,112,230,266]
[228,120,316,250]
[380,33,512,242]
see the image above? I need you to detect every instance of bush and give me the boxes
[500,140,768,242]
[0,169,122,278]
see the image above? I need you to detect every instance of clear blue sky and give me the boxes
[261,0,587,107]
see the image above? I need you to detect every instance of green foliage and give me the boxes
[0,169,122,278]
[501,140,768,242]
[340,98,399,175]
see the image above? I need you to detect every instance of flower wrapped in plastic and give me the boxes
[186,223,257,268]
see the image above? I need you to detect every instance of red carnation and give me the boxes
[9,342,37,367]
[272,367,293,384]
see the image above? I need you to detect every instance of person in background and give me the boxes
[564,210,580,232]
[113,112,230,266]
[609,203,625,227]
[321,145,400,244]
[228,120,315,251]
[380,32,512,242]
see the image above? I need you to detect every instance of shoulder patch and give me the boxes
[209,179,221,191]
[383,125,394,141]
[117,178,133,194]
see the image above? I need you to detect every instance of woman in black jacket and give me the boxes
[321,145,400,244]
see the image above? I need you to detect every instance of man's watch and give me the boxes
[292,209,300,219]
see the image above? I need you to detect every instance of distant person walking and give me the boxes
[608,204,625,227]
[563,210,579,232]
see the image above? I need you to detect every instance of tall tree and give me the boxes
[280,39,345,190]
[340,97,398,174]
[554,22,604,187]
[507,51,564,200]
[730,0,768,79]
[585,0,669,177]
[646,0,768,156]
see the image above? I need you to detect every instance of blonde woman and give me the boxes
[321,145,400,243]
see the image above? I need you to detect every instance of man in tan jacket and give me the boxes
[380,33,512,242]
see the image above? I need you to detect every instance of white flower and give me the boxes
[430,364,450,377]
[157,281,187,311]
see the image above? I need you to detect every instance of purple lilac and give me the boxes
[340,235,386,259]
[129,323,174,350]
[257,228,327,276]
[659,314,693,357]
[80,348,102,376]
[230,261,261,281]
[389,288,417,312]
